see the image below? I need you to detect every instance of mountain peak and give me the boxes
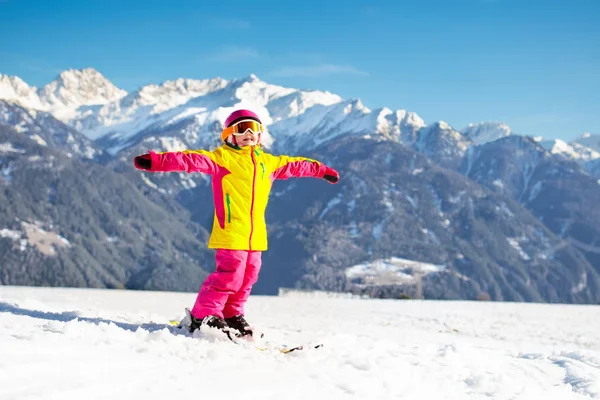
[57,67,103,80]
[39,68,127,110]
[236,73,262,85]
[436,120,453,130]
[461,122,512,146]
[0,73,43,109]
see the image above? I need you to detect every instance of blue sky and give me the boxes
[0,0,598,141]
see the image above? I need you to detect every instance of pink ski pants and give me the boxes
[191,249,262,319]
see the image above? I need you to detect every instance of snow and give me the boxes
[0,228,27,251]
[1,286,599,400]
[507,237,531,261]
[540,139,600,162]
[0,228,21,240]
[318,195,342,219]
[0,142,26,153]
[346,257,445,286]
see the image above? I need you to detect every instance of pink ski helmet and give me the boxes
[221,109,262,142]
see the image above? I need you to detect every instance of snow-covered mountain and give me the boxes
[461,135,600,272]
[3,67,600,303]
[0,69,428,157]
[414,121,471,170]
[0,69,126,119]
[2,68,597,165]
[0,73,44,109]
[68,73,345,153]
[537,138,600,178]
[460,122,512,145]
[38,68,127,114]
[0,100,102,159]
[0,70,345,149]
[269,99,425,153]
[572,132,600,153]
[539,138,600,162]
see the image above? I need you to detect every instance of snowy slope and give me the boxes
[1,286,599,400]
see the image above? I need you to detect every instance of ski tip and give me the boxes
[280,345,303,354]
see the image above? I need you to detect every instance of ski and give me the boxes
[168,319,322,353]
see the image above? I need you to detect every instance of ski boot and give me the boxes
[178,308,234,341]
[225,314,253,338]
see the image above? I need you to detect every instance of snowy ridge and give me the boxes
[572,132,600,153]
[0,68,424,154]
[413,121,472,169]
[539,138,600,162]
[38,68,127,114]
[269,99,425,152]
[460,122,512,145]
[0,73,44,109]
[70,73,344,144]
[3,68,599,167]
[416,121,470,152]
[0,69,126,118]
[1,286,599,399]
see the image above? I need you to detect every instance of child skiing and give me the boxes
[133,109,339,338]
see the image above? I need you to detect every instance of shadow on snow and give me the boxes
[0,301,186,336]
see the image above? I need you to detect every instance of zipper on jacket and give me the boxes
[249,149,257,250]
[226,193,231,224]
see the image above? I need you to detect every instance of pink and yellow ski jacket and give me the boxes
[142,144,333,251]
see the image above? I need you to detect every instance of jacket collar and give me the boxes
[223,143,262,155]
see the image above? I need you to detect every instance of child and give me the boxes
[133,109,339,338]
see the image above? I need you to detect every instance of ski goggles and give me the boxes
[222,119,264,136]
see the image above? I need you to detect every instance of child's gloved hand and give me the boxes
[134,154,152,170]
[322,166,340,184]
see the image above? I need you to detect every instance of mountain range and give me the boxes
[1,68,599,303]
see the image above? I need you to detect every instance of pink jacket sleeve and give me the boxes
[148,150,220,175]
[270,155,328,180]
